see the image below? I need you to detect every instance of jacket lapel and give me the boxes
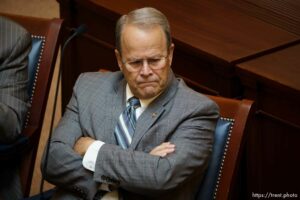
[130,72,179,149]
[107,76,126,144]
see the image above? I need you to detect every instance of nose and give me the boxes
[139,60,153,76]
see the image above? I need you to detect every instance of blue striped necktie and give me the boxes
[114,97,141,149]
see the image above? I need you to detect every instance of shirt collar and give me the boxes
[126,84,158,108]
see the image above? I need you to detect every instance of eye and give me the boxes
[129,60,143,68]
[148,58,161,66]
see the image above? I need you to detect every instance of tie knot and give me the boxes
[128,97,140,108]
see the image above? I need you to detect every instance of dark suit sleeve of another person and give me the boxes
[0,17,31,143]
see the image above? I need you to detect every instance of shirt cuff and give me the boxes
[82,140,104,172]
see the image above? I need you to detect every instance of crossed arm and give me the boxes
[74,137,175,158]
[43,74,218,199]
[44,111,215,199]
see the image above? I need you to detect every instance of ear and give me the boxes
[115,49,123,71]
[168,43,175,66]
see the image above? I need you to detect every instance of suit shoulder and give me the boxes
[0,16,31,53]
[74,71,122,90]
[0,16,30,37]
[176,80,219,112]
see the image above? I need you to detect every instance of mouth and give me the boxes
[138,81,158,87]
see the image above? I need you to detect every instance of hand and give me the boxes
[74,136,95,156]
[150,142,175,157]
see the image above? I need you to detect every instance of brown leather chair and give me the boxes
[196,95,254,200]
[0,13,63,197]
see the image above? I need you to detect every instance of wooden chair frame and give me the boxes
[205,95,254,200]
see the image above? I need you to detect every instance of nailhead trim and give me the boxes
[24,35,46,128]
[213,117,235,199]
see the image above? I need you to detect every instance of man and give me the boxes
[43,7,219,200]
[0,16,31,199]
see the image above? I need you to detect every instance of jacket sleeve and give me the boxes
[0,30,31,143]
[41,74,99,200]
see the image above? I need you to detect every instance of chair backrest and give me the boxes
[0,13,63,197]
[196,95,254,200]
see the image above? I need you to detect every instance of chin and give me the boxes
[137,89,159,99]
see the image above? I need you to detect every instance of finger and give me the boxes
[155,142,175,150]
[150,146,175,157]
[159,147,175,154]
[150,142,175,153]
[151,149,174,157]
[150,145,168,154]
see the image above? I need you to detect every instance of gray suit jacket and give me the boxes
[44,71,219,200]
[0,16,30,143]
[0,16,31,200]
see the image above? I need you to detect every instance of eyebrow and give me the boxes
[127,54,164,61]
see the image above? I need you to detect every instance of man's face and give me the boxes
[115,24,174,100]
